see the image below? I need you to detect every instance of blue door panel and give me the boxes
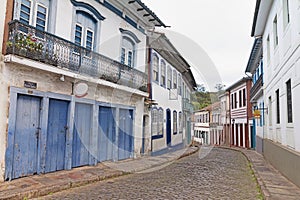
[98,107,116,162]
[12,95,41,179]
[166,109,171,146]
[72,103,92,167]
[118,109,133,160]
[45,99,68,173]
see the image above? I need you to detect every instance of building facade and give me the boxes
[0,0,167,181]
[245,37,264,153]
[227,78,252,148]
[147,32,196,155]
[251,0,300,187]
[193,109,210,145]
[219,92,230,146]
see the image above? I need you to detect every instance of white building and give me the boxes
[251,0,300,187]
[219,92,230,145]
[147,32,196,155]
[193,107,210,145]
[0,0,167,181]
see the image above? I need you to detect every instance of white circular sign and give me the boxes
[74,82,88,98]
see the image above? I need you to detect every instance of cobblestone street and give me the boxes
[37,148,261,200]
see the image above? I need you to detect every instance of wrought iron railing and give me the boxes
[6,20,148,92]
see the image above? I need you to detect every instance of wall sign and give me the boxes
[24,81,37,89]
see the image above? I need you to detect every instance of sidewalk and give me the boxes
[0,146,198,200]
[223,146,300,200]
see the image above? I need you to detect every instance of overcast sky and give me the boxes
[144,0,256,90]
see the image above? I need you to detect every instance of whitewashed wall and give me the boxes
[262,0,300,151]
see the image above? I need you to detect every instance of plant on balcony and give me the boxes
[7,33,44,57]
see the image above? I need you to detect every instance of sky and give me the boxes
[144,0,256,91]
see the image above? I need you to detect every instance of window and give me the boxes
[239,90,242,108]
[75,11,97,51]
[273,16,278,48]
[179,112,183,133]
[158,109,164,135]
[243,88,246,107]
[121,48,126,64]
[173,111,177,134]
[286,79,293,123]
[152,54,159,82]
[36,4,47,31]
[121,37,135,67]
[267,35,271,61]
[19,0,49,31]
[151,108,158,135]
[160,61,166,87]
[75,24,82,46]
[276,89,280,124]
[167,66,172,89]
[234,93,237,109]
[269,96,272,126]
[178,75,182,95]
[283,0,290,29]
[231,94,234,109]
[173,70,177,89]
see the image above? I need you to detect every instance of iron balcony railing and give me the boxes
[6,20,148,92]
[183,98,194,113]
[250,74,263,99]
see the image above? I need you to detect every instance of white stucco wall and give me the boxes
[262,0,300,151]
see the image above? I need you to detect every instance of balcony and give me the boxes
[6,20,147,92]
[183,98,194,113]
[250,74,263,100]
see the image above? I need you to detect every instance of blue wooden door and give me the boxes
[118,109,133,160]
[12,95,41,179]
[98,106,116,162]
[45,99,69,173]
[72,103,92,167]
[166,109,171,146]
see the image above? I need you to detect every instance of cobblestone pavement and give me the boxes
[37,148,261,200]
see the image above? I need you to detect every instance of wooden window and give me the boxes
[20,0,31,25]
[286,79,293,123]
[173,70,177,89]
[276,89,280,124]
[158,109,164,135]
[35,4,47,31]
[152,54,159,82]
[179,112,183,133]
[160,61,166,87]
[75,24,82,46]
[178,75,182,95]
[86,29,93,50]
[173,111,177,134]
[243,88,246,107]
[121,48,126,64]
[283,0,290,29]
[239,90,242,108]
[167,66,172,89]
[269,96,272,126]
[273,16,278,48]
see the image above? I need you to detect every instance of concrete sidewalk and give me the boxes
[225,146,300,200]
[0,146,198,200]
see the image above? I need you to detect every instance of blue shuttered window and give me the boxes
[75,25,82,46]
[36,4,47,31]
[20,0,31,24]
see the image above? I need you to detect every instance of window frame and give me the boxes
[167,66,172,90]
[160,60,166,87]
[173,111,177,135]
[35,3,48,31]
[152,54,159,83]
[273,15,278,48]
[276,89,280,124]
[286,79,293,123]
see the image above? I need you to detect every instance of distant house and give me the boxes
[226,78,252,148]
[245,37,264,153]
[147,32,196,155]
[0,0,167,181]
[251,0,300,188]
[219,92,230,146]
[193,102,221,145]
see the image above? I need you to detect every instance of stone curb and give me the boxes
[218,146,267,200]
[1,146,199,200]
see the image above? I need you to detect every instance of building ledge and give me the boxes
[4,54,149,97]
